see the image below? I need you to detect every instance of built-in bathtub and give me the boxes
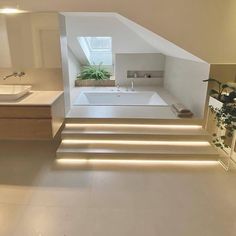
[74,91,168,106]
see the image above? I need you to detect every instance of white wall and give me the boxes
[164,56,210,118]
[115,53,165,86]
[0,68,63,91]
[68,48,81,100]
[0,16,11,68]
[59,14,71,115]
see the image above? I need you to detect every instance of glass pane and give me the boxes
[78,37,112,65]
[87,37,112,51]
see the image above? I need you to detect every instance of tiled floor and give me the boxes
[0,139,236,236]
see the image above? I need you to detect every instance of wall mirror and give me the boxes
[0,12,61,69]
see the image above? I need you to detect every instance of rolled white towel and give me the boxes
[172,103,191,113]
[171,104,193,118]
[177,112,193,118]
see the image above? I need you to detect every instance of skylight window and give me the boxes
[78,37,112,65]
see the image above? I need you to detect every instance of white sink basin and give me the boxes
[0,85,32,101]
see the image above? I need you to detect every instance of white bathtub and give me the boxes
[74,91,168,106]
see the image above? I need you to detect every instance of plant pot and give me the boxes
[208,96,236,154]
[209,96,223,109]
[75,79,115,87]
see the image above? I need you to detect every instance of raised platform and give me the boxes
[56,119,219,165]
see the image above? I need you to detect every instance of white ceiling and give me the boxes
[64,12,205,64]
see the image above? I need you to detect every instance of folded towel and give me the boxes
[171,105,193,118]
[172,103,191,113]
[177,112,193,118]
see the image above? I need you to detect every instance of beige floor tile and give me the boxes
[13,206,95,236]
[90,170,149,192]
[0,185,33,205]
[92,209,136,236]
[89,190,136,209]
[0,203,26,236]
[28,187,91,207]
[0,140,236,236]
[34,166,93,188]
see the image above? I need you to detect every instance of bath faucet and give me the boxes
[131,80,135,91]
[116,83,120,91]
[3,72,25,80]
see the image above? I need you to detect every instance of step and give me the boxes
[64,124,204,133]
[57,118,218,163]
[64,122,205,134]
[62,128,211,141]
[57,142,218,158]
[65,118,204,125]
[58,143,215,152]
[57,145,219,161]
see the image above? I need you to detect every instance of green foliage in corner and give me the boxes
[203,77,236,150]
[203,78,236,102]
[77,64,111,81]
[210,103,236,149]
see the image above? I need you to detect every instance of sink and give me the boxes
[0,85,32,101]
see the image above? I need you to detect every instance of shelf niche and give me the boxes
[127,70,164,79]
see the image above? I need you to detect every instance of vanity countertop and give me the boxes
[0,91,64,106]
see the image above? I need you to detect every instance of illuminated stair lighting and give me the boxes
[57,121,219,168]
[62,139,210,146]
[65,123,202,129]
[56,158,219,166]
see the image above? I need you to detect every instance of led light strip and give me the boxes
[56,158,219,166]
[62,139,210,146]
[66,123,202,129]
[0,8,26,14]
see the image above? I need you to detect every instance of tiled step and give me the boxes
[62,128,211,141]
[57,145,218,161]
[57,143,218,159]
[56,118,219,163]
[65,118,204,125]
[58,143,214,152]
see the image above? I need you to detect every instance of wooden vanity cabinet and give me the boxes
[0,95,64,140]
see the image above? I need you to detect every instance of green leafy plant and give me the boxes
[209,103,236,149]
[77,64,111,81]
[203,78,236,102]
[204,78,236,149]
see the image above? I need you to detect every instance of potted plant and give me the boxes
[204,78,236,149]
[203,78,236,107]
[75,64,114,87]
[209,103,236,149]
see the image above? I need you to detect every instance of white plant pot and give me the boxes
[209,96,223,109]
[208,96,236,166]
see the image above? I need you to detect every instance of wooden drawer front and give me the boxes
[0,119,53,140]
[0,106,51,119]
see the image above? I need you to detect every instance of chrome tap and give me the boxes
[131,80,135,91]
[3,72,25,80]
[116,83,120,91]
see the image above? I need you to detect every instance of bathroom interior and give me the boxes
[0,12,210,119]
[0,11,229,166]
[62,13,210,119]
[0,3,236,235]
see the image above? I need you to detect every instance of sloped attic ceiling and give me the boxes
[9,0,236,63]
[115,14,205,63]
[64,13,161,65]
[63,13,206,64]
